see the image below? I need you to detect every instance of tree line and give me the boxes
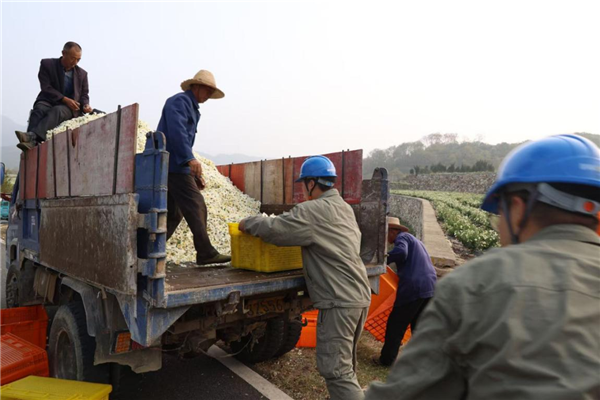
[411,159,495,175]
[363,132,599,181]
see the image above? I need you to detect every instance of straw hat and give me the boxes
[180,70,225,99]
[387,216,409,232]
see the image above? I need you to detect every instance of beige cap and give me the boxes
[180,69,225,99]
[387,216,409,232]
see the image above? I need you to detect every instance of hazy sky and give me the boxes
[1,1,599,160]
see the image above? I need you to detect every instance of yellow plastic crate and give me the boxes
[0,376,112,400]
[229,223,303,273]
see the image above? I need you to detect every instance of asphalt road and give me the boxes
[0,225,269,400]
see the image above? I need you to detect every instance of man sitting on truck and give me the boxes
[157,69,230,265]
[240,155,371,400]
[365,134,600,399]
[16,41,92,151]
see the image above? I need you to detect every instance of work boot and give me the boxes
[15,130,35,144]
[197,254,231,265]
[371,354,390,367]
[16,141,37,152]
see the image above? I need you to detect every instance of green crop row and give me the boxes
[393,190,500,252]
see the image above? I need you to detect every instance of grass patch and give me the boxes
[250,332,391,400]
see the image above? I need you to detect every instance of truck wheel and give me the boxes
[231,318,285,364]
[5,263,20,308]
[48,302,109,383]
[274,318,303,357]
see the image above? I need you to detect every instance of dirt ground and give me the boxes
[250,331,391,400]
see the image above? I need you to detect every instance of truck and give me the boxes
[4,104,389,395]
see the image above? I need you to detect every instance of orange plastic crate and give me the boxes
[367,266,399,317]
[364,295,412,344]
[1,333,49,385]
[296,310,318,348]
[0,305,48,349]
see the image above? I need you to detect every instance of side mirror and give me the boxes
[0,162,5,186]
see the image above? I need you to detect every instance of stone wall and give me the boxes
[388,194,423,240]
[397,172,496,194]
[389,194,457,268]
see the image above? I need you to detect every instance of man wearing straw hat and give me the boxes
[157,70,231,265]
[372,217,436,367]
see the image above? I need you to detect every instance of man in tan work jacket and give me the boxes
[240,155,371,400]
[365,134,600,399]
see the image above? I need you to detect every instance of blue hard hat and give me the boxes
[482,134,600,214]
[295,155,337,182]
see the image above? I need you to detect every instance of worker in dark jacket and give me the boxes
[157,70,230,265]
[374,217,436,366]
[16,42,92,151]
[366,134,600,399]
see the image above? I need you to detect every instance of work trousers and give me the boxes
[167,173,218,262]
[316,307,369,400]
[379,297,431,366]
[28,101,73,142]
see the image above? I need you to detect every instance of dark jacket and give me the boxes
[388,232,436,306]
[34,57,89,117]
[157,90,200,174]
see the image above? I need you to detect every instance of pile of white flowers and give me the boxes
[48,113,261,265]
[46,113,107,137]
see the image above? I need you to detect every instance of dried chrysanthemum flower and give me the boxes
[45,113,261,265]
[46,112,107,138]
[136,121,261,264]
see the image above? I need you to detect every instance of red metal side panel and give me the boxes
[115,105,138,195]
[24,147,38,200]
[37,142,48,199]
[262,159,284,205]
[341,150,362,204]
[292,156,309,204]
[53,130,70,198]
[69,104,138,197]
[244,161,262,202]
[217,149,363,205]
[45,139,56,199]
[284,157,294,204]
[216,165,229,178]
[230,164,246,193]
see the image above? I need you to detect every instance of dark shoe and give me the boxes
[197,254,231,265]
[17,141,36,152]
[15,130,34,144]
[371,354,391,367]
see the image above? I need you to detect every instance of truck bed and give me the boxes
[162,262,385,308]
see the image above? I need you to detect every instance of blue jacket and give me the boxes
[157,90,200,174]
[388,232,437,306]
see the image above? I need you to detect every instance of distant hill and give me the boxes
[363,132,600,179]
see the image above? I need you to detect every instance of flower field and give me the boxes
[393,190,500,252]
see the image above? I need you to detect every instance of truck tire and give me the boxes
[5,263,20,308]
[274,318,303,357]
[231,318,285,364]
[48,302,109,383]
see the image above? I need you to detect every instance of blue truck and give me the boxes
[5,105,389,394]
